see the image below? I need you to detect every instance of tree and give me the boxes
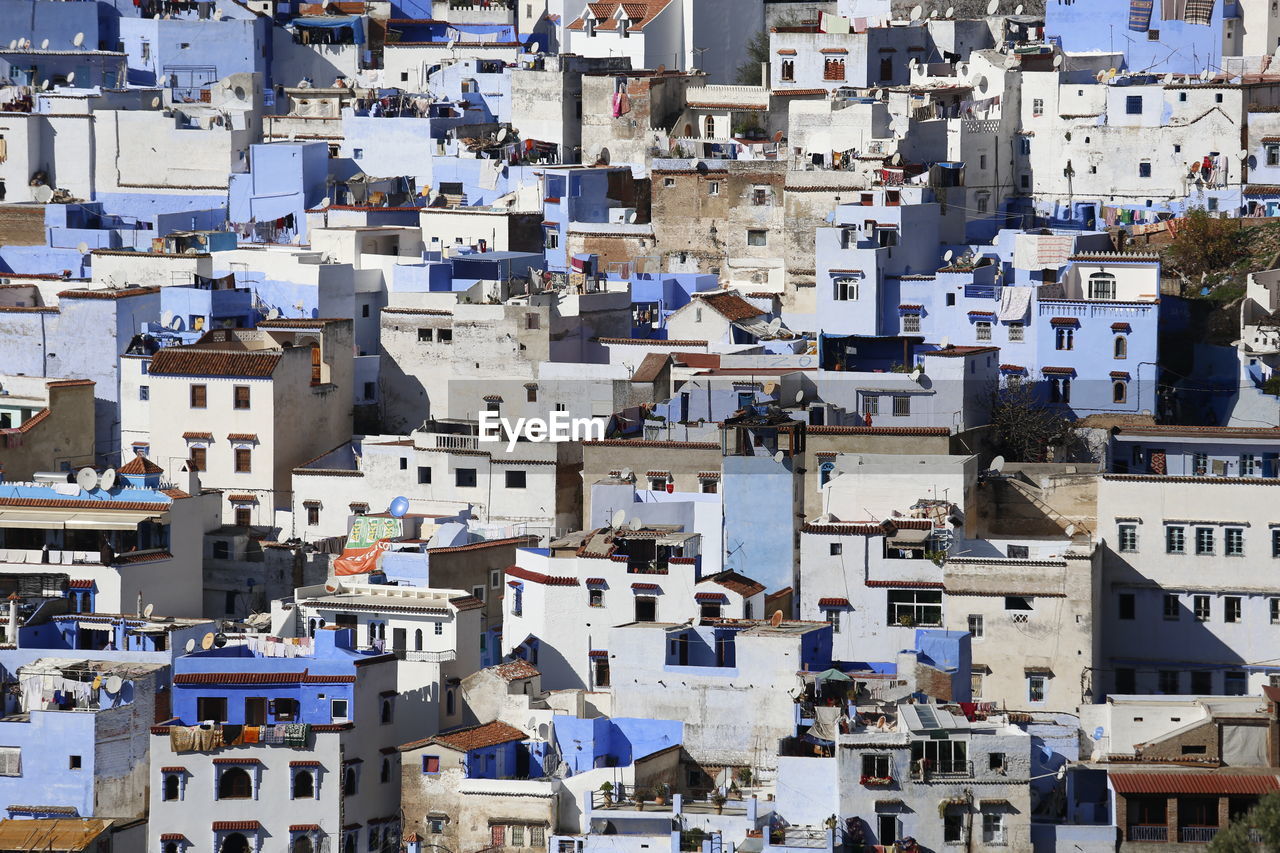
[1166,208,1243,284]
[736,28,773,84]
[986,381,1076,462]
[1210,790,1280,852]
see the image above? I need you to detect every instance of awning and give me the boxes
[0,511,66,530]
[65,511,162,531]
[887,527,931,547]
[78,621,112,632]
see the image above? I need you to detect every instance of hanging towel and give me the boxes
[243,726,261,744]
[1128,0,1153,32]
[1161,0,1185,19]
[1183,0,1213,25]
[222,725,244,746]
[998,286,1032,322]
[169,727,196,752]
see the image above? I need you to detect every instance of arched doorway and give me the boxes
[291,836,315,853]
[220,833,251,853]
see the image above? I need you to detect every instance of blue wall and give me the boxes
[722,455,794,594]
[1045,0,1232,73]
[552,716,683,775]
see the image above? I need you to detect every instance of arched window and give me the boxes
[703,115,715,138]
[1114,336,1127,359]
[414,629,423,651]
[1113,381,1127,404]
[221,832,250,853]
[292,837,315,853]
[163,774,181,801]
[1088,271,1116,300]
[292,769,314,799]
[824,57,845,81]
[446,688,456,716]
[381,757,392,783]
[781,60,795,81]
[344,835,356,853]
[165,844,178,853]
[217,767,252,799]
[343,766,357,796]
[381,699,393,724]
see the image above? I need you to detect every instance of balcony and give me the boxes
[1179,826,1219,843]
[910,760,973,781]
[1127,825,1168,842]
[402,649,457,663]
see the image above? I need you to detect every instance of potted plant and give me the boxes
[654,783,670,806]
[599,781,614,804]
[729,781,742,801]
[735,767,753,789]
[634,786,653,811]
[711,790,727,815]
[897,614,917,628]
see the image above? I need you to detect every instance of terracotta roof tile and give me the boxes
[118,455,164,475]
[0,497,168,511]
[695,291,766,323]
[402,720,527,753]
[1110,773,1279,796]
[818,597,851,607]
[149,349,281,378]
[212,821,262,831]
[427,536,536,554]
[491,659,540,681]
[182,432,214,440]
[699,570,765,597]
[506,566,580,586]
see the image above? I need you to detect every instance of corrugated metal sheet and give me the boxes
[0,818,112,850]
[1110,773,1280,795]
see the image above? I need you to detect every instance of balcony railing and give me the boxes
[910,761,973,781]
[1179,826,1219,843]
[402,649,457,663]
[1127,825,1168,842]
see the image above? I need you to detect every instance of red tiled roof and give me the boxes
[160,835,189,842]
[402,720,527,752]
[213,757,262,764]
[1109,773,1280,796]
[584,439,719,448]
[118,456,164,475]
[899,303,923,310]
[289,760,323,767]
[967,310,996,317]
[818,597,851,607]
[506,566,580,586]
[113,551,173,564]
[597,337,709,347]
[226,494,257,502]
[631,582,660,591]
[182,431,214,440]
[492,658,540,682]
[255,318,348,328]
[1112,322,1132,332]
[227,433,258,442]
[588,649,608,657]
[865,580,943,588]
[160,766,188,773]
[1000,364,1026,372]
[212,821,263,831]
[700,570,766,597]
[695,291,766,323]
[68,579,94,589]
[291,824,323,832]
[149,349,281,378]
[1049,317,1079,326]
[586,577,607,585]
[695,591,726,601]
[1042,366,1075,374]
[631,352,670,384]
[58,286,161,300]
[1110,371,1131,380]
[807,426,950,436]
[0,497,169,511]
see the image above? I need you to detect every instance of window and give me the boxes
[511,826,526,847]
[527,385,538,403]
[943,811,964,843]
[1113,381,1127,404]
[418,466,431,485]
[456,468,477,488]
[1271,598,1280,624]
[834,276,859,301]
[1191,452,1209,475]
[1225,671,1248,695]
[989,752,1006,772]
[747,229,767,247]
[892,396,911,417]
[363,382,375,399]
[1088,272,1116,300]
[1163,593,1179,620]
[197,696,227,722]
[225,591,238,615]
[1195,527,1215,555]
[1118,524,1138,553]
[1157,669,1181,695]
[399,457,408,470]
[1032,97,1044,117]
[434,621,443,636]
[511,586,523,616]
[878,228,899,248]
[1125,95,1143,114]
[353,148,363,160]
[233,386,251,409]
[139,385,150,401]
[1167,525,1186,554]
[190,384,207,408]
[1118,593,1135,620]
[292,770,314,799]
[163,773,181,800]
[418,328,433,342]
[189,447,206,472]
[967,614,984,638]
[1226,527,1244,556]
[877,815,898,846]
[781,60,795,81]
[532,827,546,848]
[1194,595,1211,622]
[635,596,657,622]
[589,588,603,608]
[331,699,349,722]
[343,766,357,796]
[1242,454,1259,477]
[861,395,879,416]
[1225,596,1242,623]
[1138,161,1152,178]
[218,766,253,799]
[1027,675,1047,703]
[709,181,720,196]
[235,448,251,473]
[824,608,841,633]
[976,321,992,341]
[886,589,942,626]
[982,811,1006,845]
[663,177,675,188]
[428,817,445,834]
[751,185,770,206]
[422,755,440,774]
[701,479,718,494]
[971,672,984,698]
[1269,144,1280,167]
[506,470,527,489]
[830,543,843,556]
[903,313,921,333]
[1055,327,1074,350]
[823,57,845,81]
[1114,336,1127,359]
[1007,322,1024,342]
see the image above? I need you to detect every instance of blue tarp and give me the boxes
[293,16,366,43]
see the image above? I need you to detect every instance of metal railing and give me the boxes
[910,760,973,781]
[1179,826,1219,843]
[1127,825,1168,842]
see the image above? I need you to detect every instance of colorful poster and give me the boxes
[333,515,403,576]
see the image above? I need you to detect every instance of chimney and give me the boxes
[182,461,201,496]
[7,594,18,647]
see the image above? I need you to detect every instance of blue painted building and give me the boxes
[1045,0,1237,74]
[228,142,330,240]
[541,166,644,273]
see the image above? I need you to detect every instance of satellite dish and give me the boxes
[41,79,50,91]
[620,467,634,481]
[33,185,53,203]
[40,39,48,49]
[890,152,903,166]
[200,632,215,650]
[770,610,784,627]
[612,509,627,528]
[990,455,1005,473]
[161,310,174,328]
[1053,54,1063,68]
[930,9,938,18]
[143,603,154,619]
[266,307,281,320]
[869,88,880,99]
[1015,2,1024,12]
[986,0,998,13]
[446,37,457,50]
[185,638,196,653]
[628,517,642,531]
[975,74,989,94]
[169,315,182,330]
[773,130,784,143]
[99,469,116,491]
[66,71,74,84]
[6,41,14,50]
[795,390,805,404]
[496,127,508,142]
[656,64,666,75]
[1065,523,1077,537]
[213,633,228,648]
[767,317,783,335]
[105,675,123,694]
[1163,73,1174,85]
[76,467,99,491]
[317,198,331,210]
[151,96,160,108]
[1238,149,1249,162]
[943,249,954,262]
[945,5,954,16]
[73,32,84,47]
[1199,68,1210,81]
[773,450,786,464]
[910,4,922,20]
[76,242,89,255]
[816,513,833,524]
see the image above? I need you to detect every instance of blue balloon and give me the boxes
[389,496,409,518]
